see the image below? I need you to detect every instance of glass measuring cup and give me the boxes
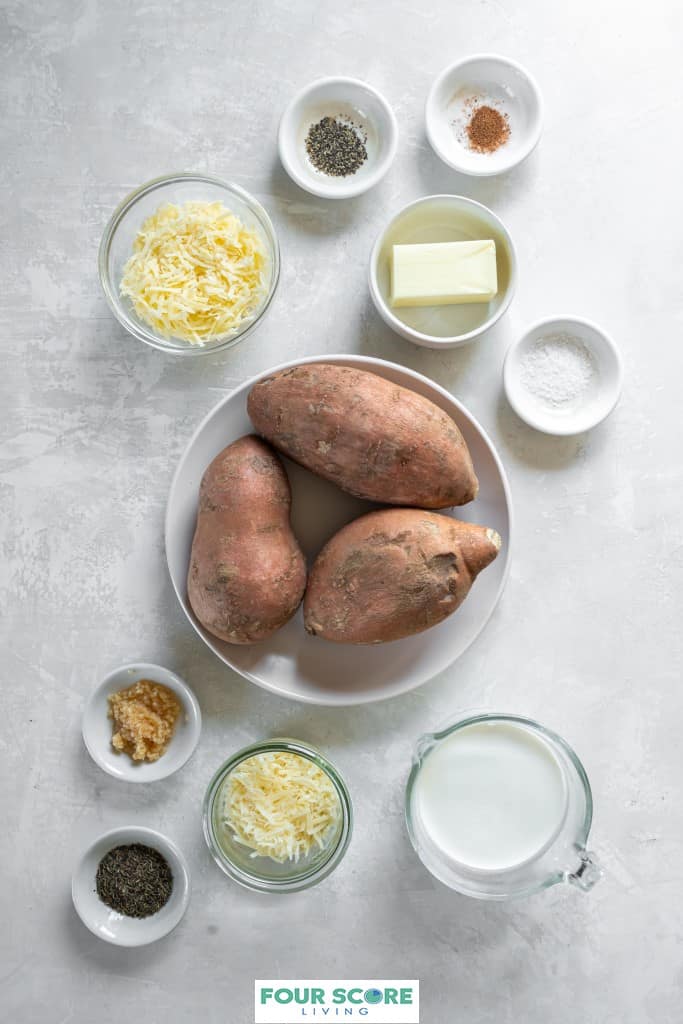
[405,712,602,900]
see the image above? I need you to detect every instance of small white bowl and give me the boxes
[82,662,202,783]
[278,77,398,199]
[503,316,623,435]
[72,825,191,947]
[369,194,517,348]
[426,54,543,176]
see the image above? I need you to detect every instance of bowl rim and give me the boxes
[81,661,202,782]
[425,53,544,177]
[503,314,624,436]
[97,171,281,355]
[165,352,514,706]
[71,824,191,947]
[278,75,399,199]
[368,193,518,346]
[202,738,354,892]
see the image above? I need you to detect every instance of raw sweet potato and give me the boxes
[303,508,500,644]
[247,364,478,508]
[187,435,306,644]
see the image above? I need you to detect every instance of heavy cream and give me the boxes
[413,720,568,872]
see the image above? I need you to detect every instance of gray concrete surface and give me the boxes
[1,0,682,1021]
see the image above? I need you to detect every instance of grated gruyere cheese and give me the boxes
[222,751,340,863]
[119,200,268,345]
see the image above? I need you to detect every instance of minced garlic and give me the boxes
[108,680,182,763]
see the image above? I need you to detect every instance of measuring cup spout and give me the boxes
[568,849,602,892]
[413,733,435,766]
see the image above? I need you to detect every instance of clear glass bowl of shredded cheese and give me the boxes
[99,173,280,354]
[203,739,353,893]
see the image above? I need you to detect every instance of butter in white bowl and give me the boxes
[368,194,517,349]
[391,240,497,308]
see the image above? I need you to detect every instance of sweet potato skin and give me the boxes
[247,364,478,508]
[303,509,501,644]
[187,435,306,644]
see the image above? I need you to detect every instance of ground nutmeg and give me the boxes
[465,104,511,154]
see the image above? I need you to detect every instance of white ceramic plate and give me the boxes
[72,826,191,947]
[165,355,512,705]
[369,195,517,348]
[82,662,202,782]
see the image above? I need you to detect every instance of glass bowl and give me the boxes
[203,738,353,893]
[98,172,280,355]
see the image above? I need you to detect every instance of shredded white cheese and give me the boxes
[222,751,341,863]
[120,200,269,345]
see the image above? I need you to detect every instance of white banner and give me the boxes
[255,981,420,1023]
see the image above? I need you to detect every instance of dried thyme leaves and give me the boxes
[96,843,173,918]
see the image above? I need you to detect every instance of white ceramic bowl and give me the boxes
[278,77,398,198]
[72,826,190,947]
[426,55,543,176]
[369,195,517,348]
[82,662,202,782]
[166,355,512,706]
[503,316,623,435]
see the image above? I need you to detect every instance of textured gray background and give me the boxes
[1,0,681,1021]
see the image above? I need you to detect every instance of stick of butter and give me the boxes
[390,240,498,308]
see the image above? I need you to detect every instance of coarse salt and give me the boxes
[520,333,597,408]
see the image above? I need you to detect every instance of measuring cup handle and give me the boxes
[568,849,602,892]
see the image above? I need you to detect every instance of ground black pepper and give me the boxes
[96,843,173,918]
[305,116,368,177]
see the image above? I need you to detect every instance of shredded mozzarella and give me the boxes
[222,751,341,863]
[119,200,269,345]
